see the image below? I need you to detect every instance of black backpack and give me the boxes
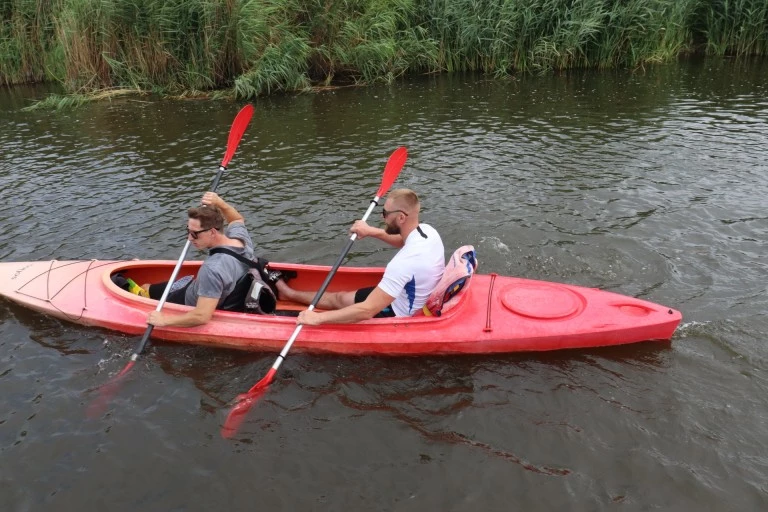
[209,247,277,314]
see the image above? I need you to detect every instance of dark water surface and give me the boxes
[1,58,767,510]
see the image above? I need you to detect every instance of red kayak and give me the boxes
[0,259,681,355]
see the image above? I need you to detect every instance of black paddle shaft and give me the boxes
[309,237,356,308]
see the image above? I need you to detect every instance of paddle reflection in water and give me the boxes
[331,356,570,476]
[147,340,670,479]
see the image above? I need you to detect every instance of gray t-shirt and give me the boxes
[184,222,255,307]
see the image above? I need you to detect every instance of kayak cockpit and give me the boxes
[105,260,474,323]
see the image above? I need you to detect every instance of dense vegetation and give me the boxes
[2,0,766,103]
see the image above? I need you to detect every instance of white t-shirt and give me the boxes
[377,224,445,316]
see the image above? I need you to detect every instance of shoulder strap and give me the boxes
[210,247,264,269]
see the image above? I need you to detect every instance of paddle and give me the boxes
[88,104,255,417]
[220,146,407,439]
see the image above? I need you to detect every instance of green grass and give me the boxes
[1,0,766,103]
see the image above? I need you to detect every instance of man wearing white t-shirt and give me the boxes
[275,188,445,325]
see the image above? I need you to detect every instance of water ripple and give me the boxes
[2,60,768,509]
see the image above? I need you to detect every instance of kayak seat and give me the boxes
[421,245,478,317]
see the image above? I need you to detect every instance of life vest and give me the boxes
[422,245,478,317]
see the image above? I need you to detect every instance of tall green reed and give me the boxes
[419,0,701,74]
[704,0,768,56]
[1,0,766,102]
[0,0,62,85]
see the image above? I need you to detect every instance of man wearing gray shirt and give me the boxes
[146,191,254,328]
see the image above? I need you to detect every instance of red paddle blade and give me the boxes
[221,104,255,168]
[375,146,407,198]
[220,389,266,439]
[220,369,276,438]
[86,360,136,418]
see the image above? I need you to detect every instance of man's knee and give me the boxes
[327,291,354,310]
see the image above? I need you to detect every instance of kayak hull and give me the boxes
[0,260,682,355]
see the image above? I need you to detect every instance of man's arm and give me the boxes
[147,296,219,328]
[298,287,395,325]
[350,220,403,248]
[202,192,244,224]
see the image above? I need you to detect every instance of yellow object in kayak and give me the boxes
[126,278,149,298]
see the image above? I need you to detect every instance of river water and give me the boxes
[1,58,767,510]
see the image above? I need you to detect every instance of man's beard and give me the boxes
[385,222,400,235]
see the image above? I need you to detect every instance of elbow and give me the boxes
[358,306,382,322]
[189,310,214,327]
[331,305,378,324]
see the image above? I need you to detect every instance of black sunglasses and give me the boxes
[186,227,213,240]
[382,208,408,218]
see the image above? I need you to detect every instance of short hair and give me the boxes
[188,205,225,231]
[387,188,420,212]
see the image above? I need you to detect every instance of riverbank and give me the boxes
[2,0,767,106]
